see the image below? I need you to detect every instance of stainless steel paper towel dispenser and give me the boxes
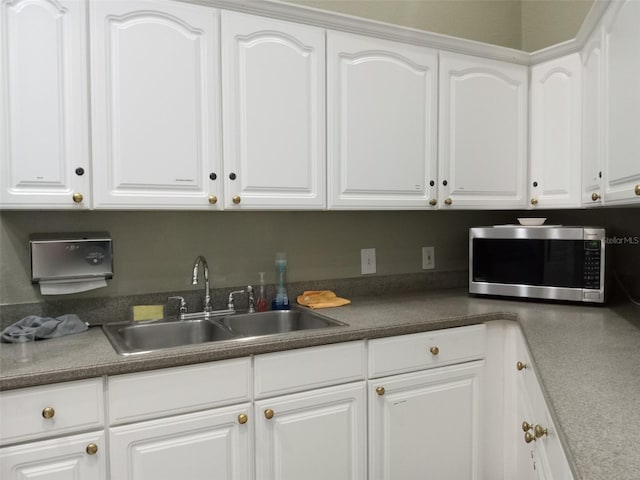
[30,232,113,283]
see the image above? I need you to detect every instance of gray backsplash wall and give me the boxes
[1,208,638,307]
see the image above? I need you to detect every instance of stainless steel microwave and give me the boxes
[469,226,606,303]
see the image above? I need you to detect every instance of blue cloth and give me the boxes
[1,314,88,343]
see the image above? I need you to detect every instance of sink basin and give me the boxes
[102,319,236,355]
[219,309,347,337]
[102,308,347,355]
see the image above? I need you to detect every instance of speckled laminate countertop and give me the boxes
[1,289,639,480]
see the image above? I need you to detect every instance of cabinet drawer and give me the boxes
[254,341,366,398]
[0,378,104,446]
[368,324,486,378]
[108,358,251,425]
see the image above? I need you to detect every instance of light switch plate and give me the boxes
[361,248,376,275]
[422,246,435,270]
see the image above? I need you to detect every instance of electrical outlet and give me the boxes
[361,248,376,275]
[422,246,435,270]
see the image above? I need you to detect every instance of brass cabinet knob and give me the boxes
[72,193,83,203]
[375,386,385,396]
[534,424,548,438]
[86,443,98,455]
[208,195,217,205]
[232,195,241,204]
[238,413,248,425]
[635,184,640,196]
[264,409,274,420]
[429,346,440,355]
[444,198,453,206]
[530,198,538,206]
[524,431,535,444]
[516,361,527,371]
[42,407,55,419]
[428,198,437,206]
[591,192,601,202]
[522,421,532,432]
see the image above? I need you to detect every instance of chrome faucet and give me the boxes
[227,286,256,313]
[191,255,212,314]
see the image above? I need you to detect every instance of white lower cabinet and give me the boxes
[253,341,367,480]
[109,404,252,480]
[0,431,106,480]
[511,326,573,480]
[1,324,579,480]
[0,378,106,480]
[369,362,484,480]
[368,324,486,480]
[106,358,252,480]
[254,382,366,480]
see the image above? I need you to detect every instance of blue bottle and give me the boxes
[272,252,290,310]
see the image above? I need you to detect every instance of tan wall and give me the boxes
[287,0,523,49]
[286,0,595,51]
[3,207,639,305]
[521,0,594,52]
[1,210,517,305]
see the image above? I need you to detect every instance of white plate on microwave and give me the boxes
[517,217,547,226]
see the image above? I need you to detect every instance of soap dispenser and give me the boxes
[256,272,268,312]
[272,252,290,310]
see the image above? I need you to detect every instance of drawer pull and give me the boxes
[429,346,440,356]
[516,361,527,371]
[375,386,385,396]
[42,407,55,419]
[524,431,535,444]
[238,413,248,425]
[522,421,532,432]
[534,424,548,438]
[86,443,98,455]
[264,409,274,420]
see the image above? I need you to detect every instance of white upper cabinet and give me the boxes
[327,31,438,209]
[90,0,222,209]
[602,0,640,205]
[221,12,325,209]
[581,26,604,207]
[439,52,528,209]
[0,0,90,209]
[530,53,582,209]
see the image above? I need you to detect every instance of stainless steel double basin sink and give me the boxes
[102,309,347,355]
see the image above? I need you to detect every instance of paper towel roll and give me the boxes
[40,278,107,295]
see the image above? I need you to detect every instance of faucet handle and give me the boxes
[168,296,188,319]
[227,290,245,311]
[247,286,255,313]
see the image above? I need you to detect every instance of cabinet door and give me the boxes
[530,53,582,209]
[369,361,484,480]
[109,404,252,480]
[222,11,325,209]
[581,26,604,206]
[327,31,438,209]
[603,0,640,205]
[439,52,527,209]
[90,0,222,209]
[255,382,366,480]
[0,431,105,480]
[0,0,90,209]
